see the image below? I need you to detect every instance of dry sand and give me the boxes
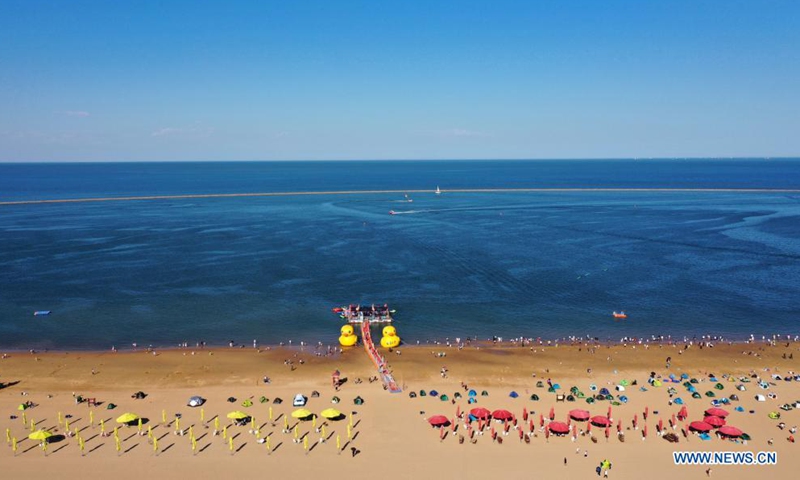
[1,342,799,479]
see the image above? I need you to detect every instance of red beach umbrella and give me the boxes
[428,415,450,427]
[451,418,457,431]
[633,414,638,429]
[522,407,528,421]
[455,405,461,418]
[718,426,743,438]
[591,416,610,427]
[658,418,663,432]
[643,425,648,438]
[492,409,514,421]
[604,426,610,439]
[644,406,649,420]
[587,422,592,433]
[617,420,622,433]
[704,416,726,428]
[689,421,713,432]
[671,413,676,427]
[548,421,570,434]
[549,407,555,420]
[470,407,491,420]
[569,409,590,421]
[705,408,729,418]
[607,406,612,420]
[539,413,544,427]
[519,429,524,440]
[529,419,534,432]
[572,424,578,437]
[545,427,550,439]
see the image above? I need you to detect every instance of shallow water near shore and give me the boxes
[1,159,800,349]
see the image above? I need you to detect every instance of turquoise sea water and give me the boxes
[1,159,799,349]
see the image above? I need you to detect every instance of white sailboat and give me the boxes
[435,186,441,195]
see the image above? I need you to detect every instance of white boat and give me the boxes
[435,186,441,195]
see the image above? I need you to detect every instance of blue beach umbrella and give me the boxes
[509,391,519,398]
[468,390,477,397]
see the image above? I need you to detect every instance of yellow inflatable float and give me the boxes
[380,325,401,348]
[339,324,358,347]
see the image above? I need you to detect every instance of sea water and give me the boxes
[1,159,799,349]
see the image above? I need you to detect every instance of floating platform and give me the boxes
[332,304,394,324]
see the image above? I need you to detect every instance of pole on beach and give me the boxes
[147,425,152,441]
[303,435,308,454]
[175,417,181,435]
[89,410,94,427]
[214,416,220,434]
[189,426,194,440]
[138,417,143,434]
[162,409,167,425]
[79,436,85,456]
[347,424,352,439]
[65,418,70,432]
[30,419,35,432]
[42,440,48,456]
[293,425,298,442]
[200,408,205,423]
[321,424,326,442]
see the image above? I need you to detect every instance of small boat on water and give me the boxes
[613,311,627,319]
[435,186,441,195]
[389,210,396,215]
[34,311,51,316]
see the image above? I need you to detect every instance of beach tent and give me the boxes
[454,392,462,399]
[690,378,699,384]
[106,403,117,410]
[227,397,237,403]
[292,394,307,407]
[429,390,439,397]
[468,390,477,397]
[755,395,765,402]
[259,396,269,404]
[589,384,598,391]
[674,398,684,405]
[737,385,746,391]
[17,404,28,411]
[620,379,630,386]
[566,395,576,402]
[440,394,449,402]
[619,396,629,404]
[715,383,725,390]
[705,391,716,398]
[509,391,519,398]
[468,397,477,404]
[409,392,417,398]
[692,392,702,399]
[420,390,427,397]
[586,397,595,404]
[768,412,780,419]
[331,396,340,404]
[652,380,663,387]
[570,386,580,394]
[311,391,320,398]
[615,386,625,392]
[536,381,544,388]
[552,384,561,390]
[735,406,745,412]
[132,391,147,399]
[481,390,489,396]
[354,396,364,405]
[599,388,610,396]
[530,394,540,401]
[242,399,253,407]
[273,397,283,404]
[187,396,205,407]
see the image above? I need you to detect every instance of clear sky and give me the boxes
[1,0,798,161]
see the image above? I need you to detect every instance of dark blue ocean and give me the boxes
[1,159,800,350]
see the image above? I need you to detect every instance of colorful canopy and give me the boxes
[569,409,590,421]
[116,413,139,424]
[28,429,53,441]
[705,407,729,418]
[548,421,570,434]
[590,416,610,427]
[470,407,491,419]
[718,426,743,437]
[689,421,713,432]
[428,415,450,427]
[704,416,726,427]
[291,408,313,419]
[320,408,342,419]
[226,411,249,420]
[491,409,514,421]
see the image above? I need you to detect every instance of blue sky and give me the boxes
[1,0,798,161]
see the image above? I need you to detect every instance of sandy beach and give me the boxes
[1,341,798,479]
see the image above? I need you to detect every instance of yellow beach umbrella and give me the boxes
[226,411,249,420]
[320,408,342,419]
[291,408,313,419]
[28,429,53,441]
[116,413,139,424]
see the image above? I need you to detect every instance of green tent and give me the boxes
[768,412,780,419]
[586,397,595,404]
[354,396,364,405]
[481,390,489,397]
[530,394,540,401]
[419,390,427,397]
[705,391,716,397]
[570,386,580,394]
[690,378,699,384]
[692,392,702,399]
[259,396,269,403]
[242,399,253,407]
[620,379,630,386]
[714,383,724,390]
[440,394,449,401]
[576,392,586,399]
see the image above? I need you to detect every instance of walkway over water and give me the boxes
[359,319,402,394]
